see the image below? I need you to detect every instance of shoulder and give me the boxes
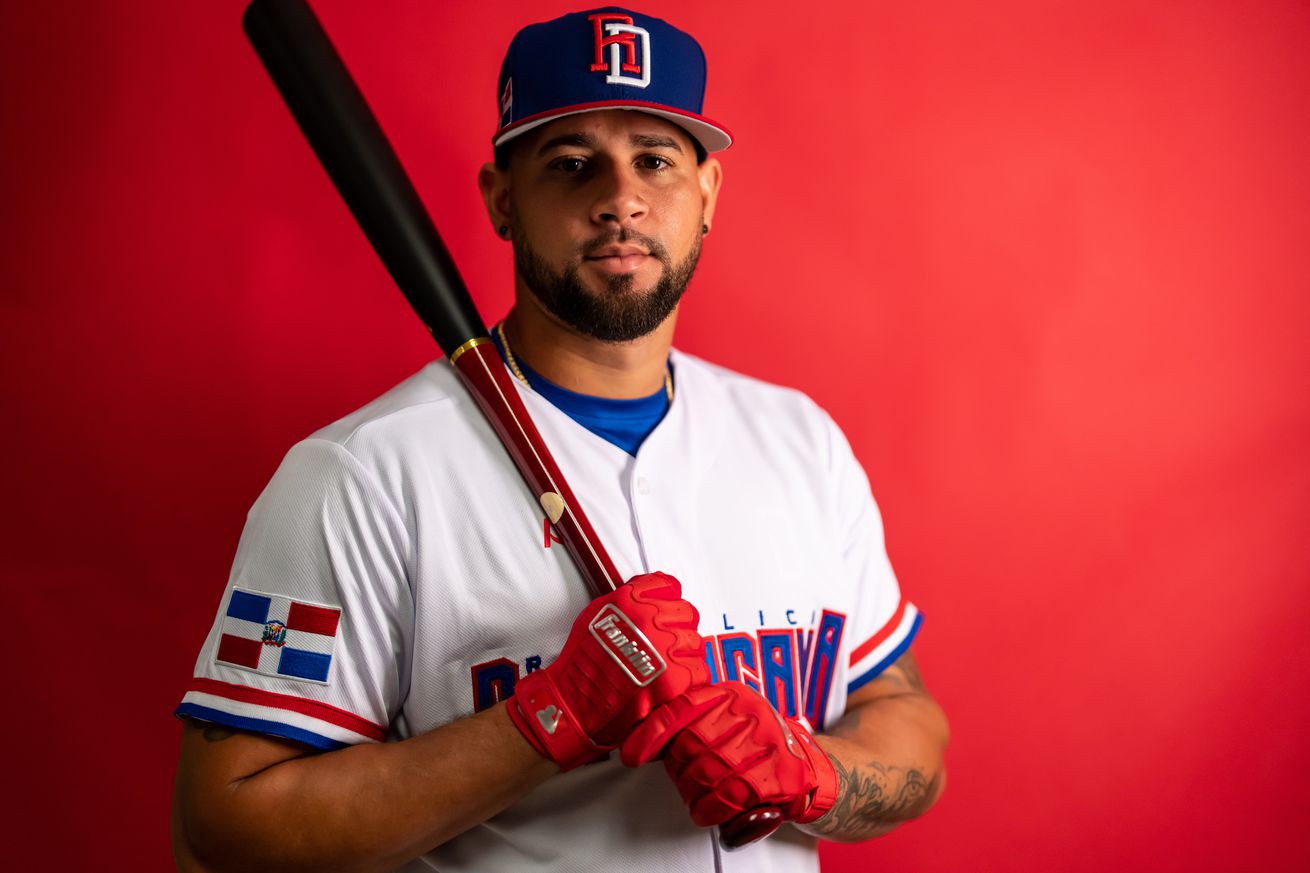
[301,359,497,463]
[309,359,463,447]
[673,349,844,463]
[264,359,503,505]
[674,350,831,420]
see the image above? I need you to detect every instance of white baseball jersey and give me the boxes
[178,349,921,873]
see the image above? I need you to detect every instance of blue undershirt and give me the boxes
[489,327,671,457]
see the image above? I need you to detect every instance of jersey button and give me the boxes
[636,476,651,495]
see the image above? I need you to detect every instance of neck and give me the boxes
[503,289,676,400]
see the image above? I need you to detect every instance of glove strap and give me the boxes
[793,723,840,824]
[506,670,607,772]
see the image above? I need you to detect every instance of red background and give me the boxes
[3,1,1308,869]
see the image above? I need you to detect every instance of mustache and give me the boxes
[578,229,670,263]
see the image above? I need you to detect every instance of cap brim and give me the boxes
[493,100,733,153]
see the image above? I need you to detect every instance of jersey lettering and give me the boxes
[796,625,815,691]
[719,632,761,693]
[703,637,724,684]
[803,610,845,731]
[471,609,849,722]
[701,609,847,728]
[470,658,519,713]
[759,629,800,717]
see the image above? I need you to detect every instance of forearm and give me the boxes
[798,692,949,842]
[173,702,556,873]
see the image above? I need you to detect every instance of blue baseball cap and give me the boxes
[493,7,733,154]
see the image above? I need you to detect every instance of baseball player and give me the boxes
[172,7,947,872]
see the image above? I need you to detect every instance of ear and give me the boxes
[478,162,511,238]
[696,156,723,233]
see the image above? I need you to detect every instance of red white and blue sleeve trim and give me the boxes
[847,601,923,694]
[174,678,388,751]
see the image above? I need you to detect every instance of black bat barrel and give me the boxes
[242,0,487,354]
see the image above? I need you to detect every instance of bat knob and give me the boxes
[719,806,784,850]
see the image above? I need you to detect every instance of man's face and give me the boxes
[486,110,721,342]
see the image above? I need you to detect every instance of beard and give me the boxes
[511,223,702,343]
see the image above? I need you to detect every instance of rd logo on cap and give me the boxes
[588,13,651,89]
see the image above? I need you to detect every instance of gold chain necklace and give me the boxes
[496,321,673,402]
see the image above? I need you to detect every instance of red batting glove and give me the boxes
[620,682,839,827]
[507,572,709,771]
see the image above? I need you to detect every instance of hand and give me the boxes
[620,682,839,828]
[506,572,709,771]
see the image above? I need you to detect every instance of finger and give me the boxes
[620,686,728,767]
[666,714,770,784]
[683,748,787,828]
[650,598,700,630]
[689,776,757,828]
[628,570,681,601]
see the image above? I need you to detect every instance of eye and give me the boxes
[637,154,673,171]
[550,156,588,174]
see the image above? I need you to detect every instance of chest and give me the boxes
[395,392,854,736]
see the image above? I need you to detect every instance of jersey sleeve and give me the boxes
[175,437,412,750]
[825,414,922,695]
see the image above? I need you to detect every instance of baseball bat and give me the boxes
[240,0,781,850]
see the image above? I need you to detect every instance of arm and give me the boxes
[173,572,709,872]
[798,650,949,842]
[172,702,554,873]
[621,650,947,843]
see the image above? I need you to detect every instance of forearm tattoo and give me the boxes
[879,654,925,693]
[804,652,940,839]
[895,655,925,691]
[807,758,939,839]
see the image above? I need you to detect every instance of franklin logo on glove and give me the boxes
[506,572,709,771]
[590,606,665,685]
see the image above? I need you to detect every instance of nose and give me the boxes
[590,162,648,227]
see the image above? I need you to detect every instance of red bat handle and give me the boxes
[450,340,622,598]
[719,808,784,850]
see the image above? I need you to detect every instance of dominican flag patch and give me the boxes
[215,588,341,684]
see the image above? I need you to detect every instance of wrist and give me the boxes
[479,701,564,774]
[506,668,608,771]
[794,727,840,824]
